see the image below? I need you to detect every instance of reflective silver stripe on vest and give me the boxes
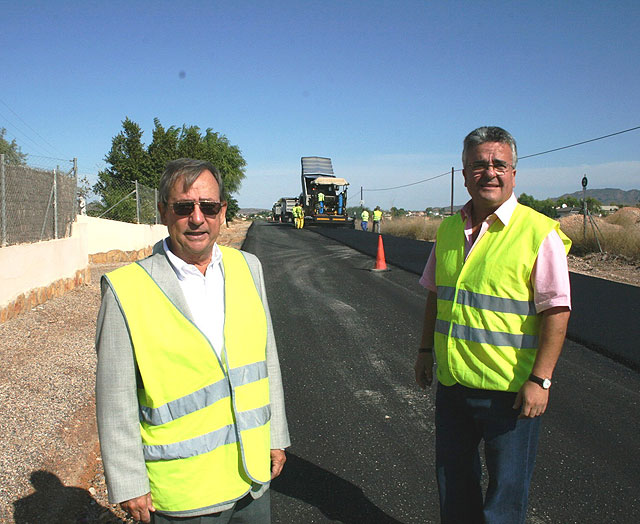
[143,424,238,461]
[140,361,268,426]
[229,360,268,387]
[435,319,538,349]
[237,404,272,431]
[140,378,231,426]
[437,286,536,316]
[142,404,271,461]
[437,286,457,302]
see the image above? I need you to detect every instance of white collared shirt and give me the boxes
[163,239,225,358]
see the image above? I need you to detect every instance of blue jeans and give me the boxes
[435,383,540,524]
[361,220,368,231]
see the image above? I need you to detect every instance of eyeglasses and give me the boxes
[170,200,223,217]
[467,160,514,177]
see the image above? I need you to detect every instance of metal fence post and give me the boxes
[135,180,141,224]
[73,157,78,217]
[1,154,6,246]
[54,166,59,239]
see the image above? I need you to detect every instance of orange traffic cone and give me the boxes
[371,234,390,272]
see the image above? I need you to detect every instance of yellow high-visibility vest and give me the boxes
[434,204,571,391]
[361,210,369,221]
[104,246,271,514]
[373,210,382,221]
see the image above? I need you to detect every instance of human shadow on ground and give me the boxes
[271,452,403,523]
[13,470,125,524]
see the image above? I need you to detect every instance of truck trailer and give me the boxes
[299,156,353,227]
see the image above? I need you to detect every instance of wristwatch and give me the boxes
[528,373,551,389]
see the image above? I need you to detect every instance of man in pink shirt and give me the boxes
[414,126,571,524]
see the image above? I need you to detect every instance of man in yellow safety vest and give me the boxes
[360,209,369,231]
[292,201,304,229]
[414,127,571,524]
[96,159,290,523]
[372,206,383,233]
[317,191,325,213]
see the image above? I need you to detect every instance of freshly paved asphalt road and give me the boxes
[243,221,640,524]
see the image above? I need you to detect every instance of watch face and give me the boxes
[542,378,551,389]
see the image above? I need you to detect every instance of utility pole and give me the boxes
[582,175,588,240]
[450,167,454,215]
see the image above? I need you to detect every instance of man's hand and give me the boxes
[414,352,434,390]
[270,449,287,479]
[513,380,549,419]
[120,493,155,523]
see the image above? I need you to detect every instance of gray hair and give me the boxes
[462,126,518,168]
[158,158,226,204]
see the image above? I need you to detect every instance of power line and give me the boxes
[0,98,65,157]
[519,125,640,160]
[364,171,452,192]
[363,125,640,193]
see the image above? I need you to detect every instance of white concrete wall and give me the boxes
[0,216,168,309]
[76,215,167,255]
[0,220,88,308]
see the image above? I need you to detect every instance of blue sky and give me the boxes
[2,1,639,210]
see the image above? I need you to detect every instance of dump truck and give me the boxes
[299,156,353,227]
[271,201,283,221]
[275,197,298,222]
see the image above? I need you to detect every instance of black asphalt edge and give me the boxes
[304,224,640,372]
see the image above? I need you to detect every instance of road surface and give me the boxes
[243,221,640,524]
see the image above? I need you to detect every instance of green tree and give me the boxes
[390,206,407,217]
[556,196,580,208]
[0,128,27,165]
[95,118,246,222]
[585,197,601,215]
[225,195,239,222]
[518,193,557,218]
[148,118,180,177]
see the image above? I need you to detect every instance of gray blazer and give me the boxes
[95,241,290,516]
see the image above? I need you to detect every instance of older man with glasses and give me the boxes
[96,158,290,524]
[414,127,571,524]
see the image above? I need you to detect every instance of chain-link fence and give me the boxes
[0,154,77,247]
[86,178,159,224]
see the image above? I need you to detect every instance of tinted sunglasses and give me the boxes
[171,200,223,217]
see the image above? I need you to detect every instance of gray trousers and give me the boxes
[151,492,270,524]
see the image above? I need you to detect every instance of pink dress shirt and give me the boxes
[419,194,571,313]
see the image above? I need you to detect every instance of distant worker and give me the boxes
[318,191,325,214]
[372,206,383,233]
[293,201,304,229]
[361,209,369,231]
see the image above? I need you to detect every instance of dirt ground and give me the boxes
[566,252,640,287]
[560,207,640,287]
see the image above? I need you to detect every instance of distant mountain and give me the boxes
[552,188,640,205]
[240,208,269,215]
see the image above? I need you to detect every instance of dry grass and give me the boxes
[559,208,640,261]
[383,216,442,241]
[384,209,640,262]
